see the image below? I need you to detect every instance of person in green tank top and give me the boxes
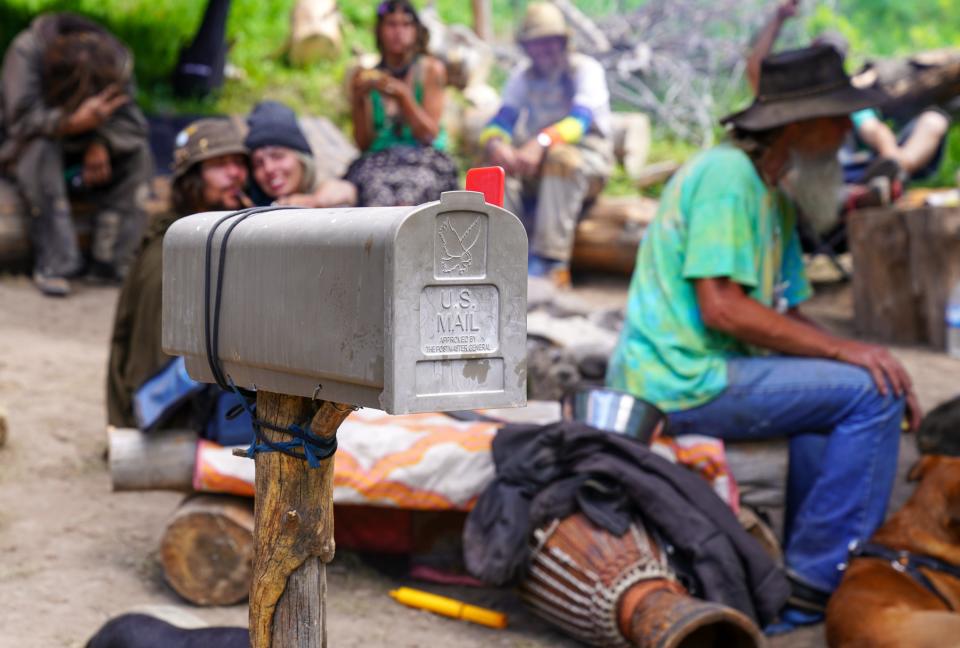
[345,0,458,206]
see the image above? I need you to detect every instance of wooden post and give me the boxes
[905,207,960,349]
[848,206,920,344]
[249,391,351,648]
[471,0,493,43]
[849,205,960,348]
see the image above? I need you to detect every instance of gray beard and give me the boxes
[780,152,844,235]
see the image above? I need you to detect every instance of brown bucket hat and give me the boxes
[172,118,248,179]
[721,44,887,132]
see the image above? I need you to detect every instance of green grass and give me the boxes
[0,0,364,121]
[603,135,700,197]
[0,0,656,120]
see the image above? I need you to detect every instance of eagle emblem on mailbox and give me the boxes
[437,216,481,275]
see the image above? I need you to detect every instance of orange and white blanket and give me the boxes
[194,408,500,510]
[194,408,739,512]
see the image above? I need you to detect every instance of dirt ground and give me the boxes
[0,272,957,648]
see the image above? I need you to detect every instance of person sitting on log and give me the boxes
[344,0,459,207]
[747,0,950,206]
[0,12,154,296]
[107,118,249,432]
[245,100,357,208]
[480,2,614,289]
[606,45,922,633]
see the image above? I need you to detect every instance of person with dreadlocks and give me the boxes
[107,118,249,431]
[0,13,152,296]
[344,0,459,207]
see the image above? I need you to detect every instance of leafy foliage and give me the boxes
[2,0,959,182]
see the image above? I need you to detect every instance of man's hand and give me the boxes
[695,277,922,430]
[487,140,518,175]
[833,339,922,430]
[515,138,547,177]
[82,142,112,187]
[62,85,129,136]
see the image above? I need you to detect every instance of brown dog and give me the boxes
[826,397,960,648]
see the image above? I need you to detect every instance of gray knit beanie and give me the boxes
[244,100,312,155]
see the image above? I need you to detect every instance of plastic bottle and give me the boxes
[947,280,960,358]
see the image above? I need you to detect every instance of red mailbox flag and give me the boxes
[465,166,505,208]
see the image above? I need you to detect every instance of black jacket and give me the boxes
[463,421,789,626]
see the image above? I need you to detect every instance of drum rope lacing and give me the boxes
[521,518,676,647]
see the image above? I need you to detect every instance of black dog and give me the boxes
[917,393,960,455]
[86,614,248,648]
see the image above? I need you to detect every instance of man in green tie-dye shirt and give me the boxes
[606,45,921,631]
[607,144,812,411]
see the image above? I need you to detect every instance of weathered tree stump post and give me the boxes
[249,393,351,648]
[471,0,493,43]
[849,204,960,348]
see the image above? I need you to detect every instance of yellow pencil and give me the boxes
[389,587,508,629]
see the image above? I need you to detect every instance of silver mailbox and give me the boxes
[161,191,527,414]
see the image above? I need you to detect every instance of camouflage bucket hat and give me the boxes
[172,118,248,179]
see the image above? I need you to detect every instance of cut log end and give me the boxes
[108,427,196,492]
[160,495,255,606]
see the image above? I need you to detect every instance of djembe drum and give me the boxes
[519,512,763,648]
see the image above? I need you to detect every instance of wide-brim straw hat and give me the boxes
[721,45,887,132]
[517,2,570,43]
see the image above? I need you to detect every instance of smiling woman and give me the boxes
[244,100,357,207]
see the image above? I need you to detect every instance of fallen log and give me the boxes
[572,196,657,275]
[854,50,960,123]
[634,160,681,189]
[0,178,29,266]
[108,427,196,492]
[287,0,342,67]
[160,494,255,606]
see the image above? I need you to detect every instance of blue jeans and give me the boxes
[667,357,904,594]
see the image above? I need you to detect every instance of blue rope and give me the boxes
[227,382,337,469]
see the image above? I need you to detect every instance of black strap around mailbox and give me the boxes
[201,205,339,468]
